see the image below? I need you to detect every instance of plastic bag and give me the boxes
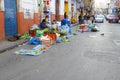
[87,24,94,28]
[66,34,70,39]
[30,24,39,30]
[56,37,62,43]
[36,30,44,37]
[28,37,40,45]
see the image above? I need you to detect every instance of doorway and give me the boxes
[4,0,17,37]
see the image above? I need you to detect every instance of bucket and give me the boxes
[29,30,36,37]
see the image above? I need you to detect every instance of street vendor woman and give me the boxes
[39,18,48,29]
[61,15,72,35]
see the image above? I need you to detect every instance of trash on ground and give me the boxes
[73,33,77,35]
[14,44,49,56]
[100,33,104,36]
[76,23,100,33]
[89,35,98,38]
[113,40,120,46]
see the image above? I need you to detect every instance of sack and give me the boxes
[56,37,62,43]
[66,34,70,39]
[91,27,97,32]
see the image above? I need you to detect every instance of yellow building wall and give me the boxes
[64,1,69,16]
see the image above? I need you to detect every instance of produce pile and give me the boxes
[76,24,100,32]
[15,22,73,56]
[20,22,72,44]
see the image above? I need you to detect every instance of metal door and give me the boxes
[4,0,17,37]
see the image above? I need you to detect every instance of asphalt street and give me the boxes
[0,20,120,80]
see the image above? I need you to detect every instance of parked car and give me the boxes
[108,14,119,23]
[94,15,104,23]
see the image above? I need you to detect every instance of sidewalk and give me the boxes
[0,23,79,53]
[0,39,28,53]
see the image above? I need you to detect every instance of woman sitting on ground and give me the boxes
[39,19,48,29]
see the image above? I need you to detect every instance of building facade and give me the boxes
[0,0,90,40]
[114,0,120,13]
[0,0,39,40]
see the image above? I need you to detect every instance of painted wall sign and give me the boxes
[21,0,38,19]
[22,0,34,19]
[24,8,34,19]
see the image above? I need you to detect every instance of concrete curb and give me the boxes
[71,23,79,27]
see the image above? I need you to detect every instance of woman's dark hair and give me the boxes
[42,19,46,23]
[87,16,90,20]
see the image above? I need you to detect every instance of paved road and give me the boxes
[0,20,120,80]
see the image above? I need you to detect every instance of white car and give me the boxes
[95,15,104,23]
